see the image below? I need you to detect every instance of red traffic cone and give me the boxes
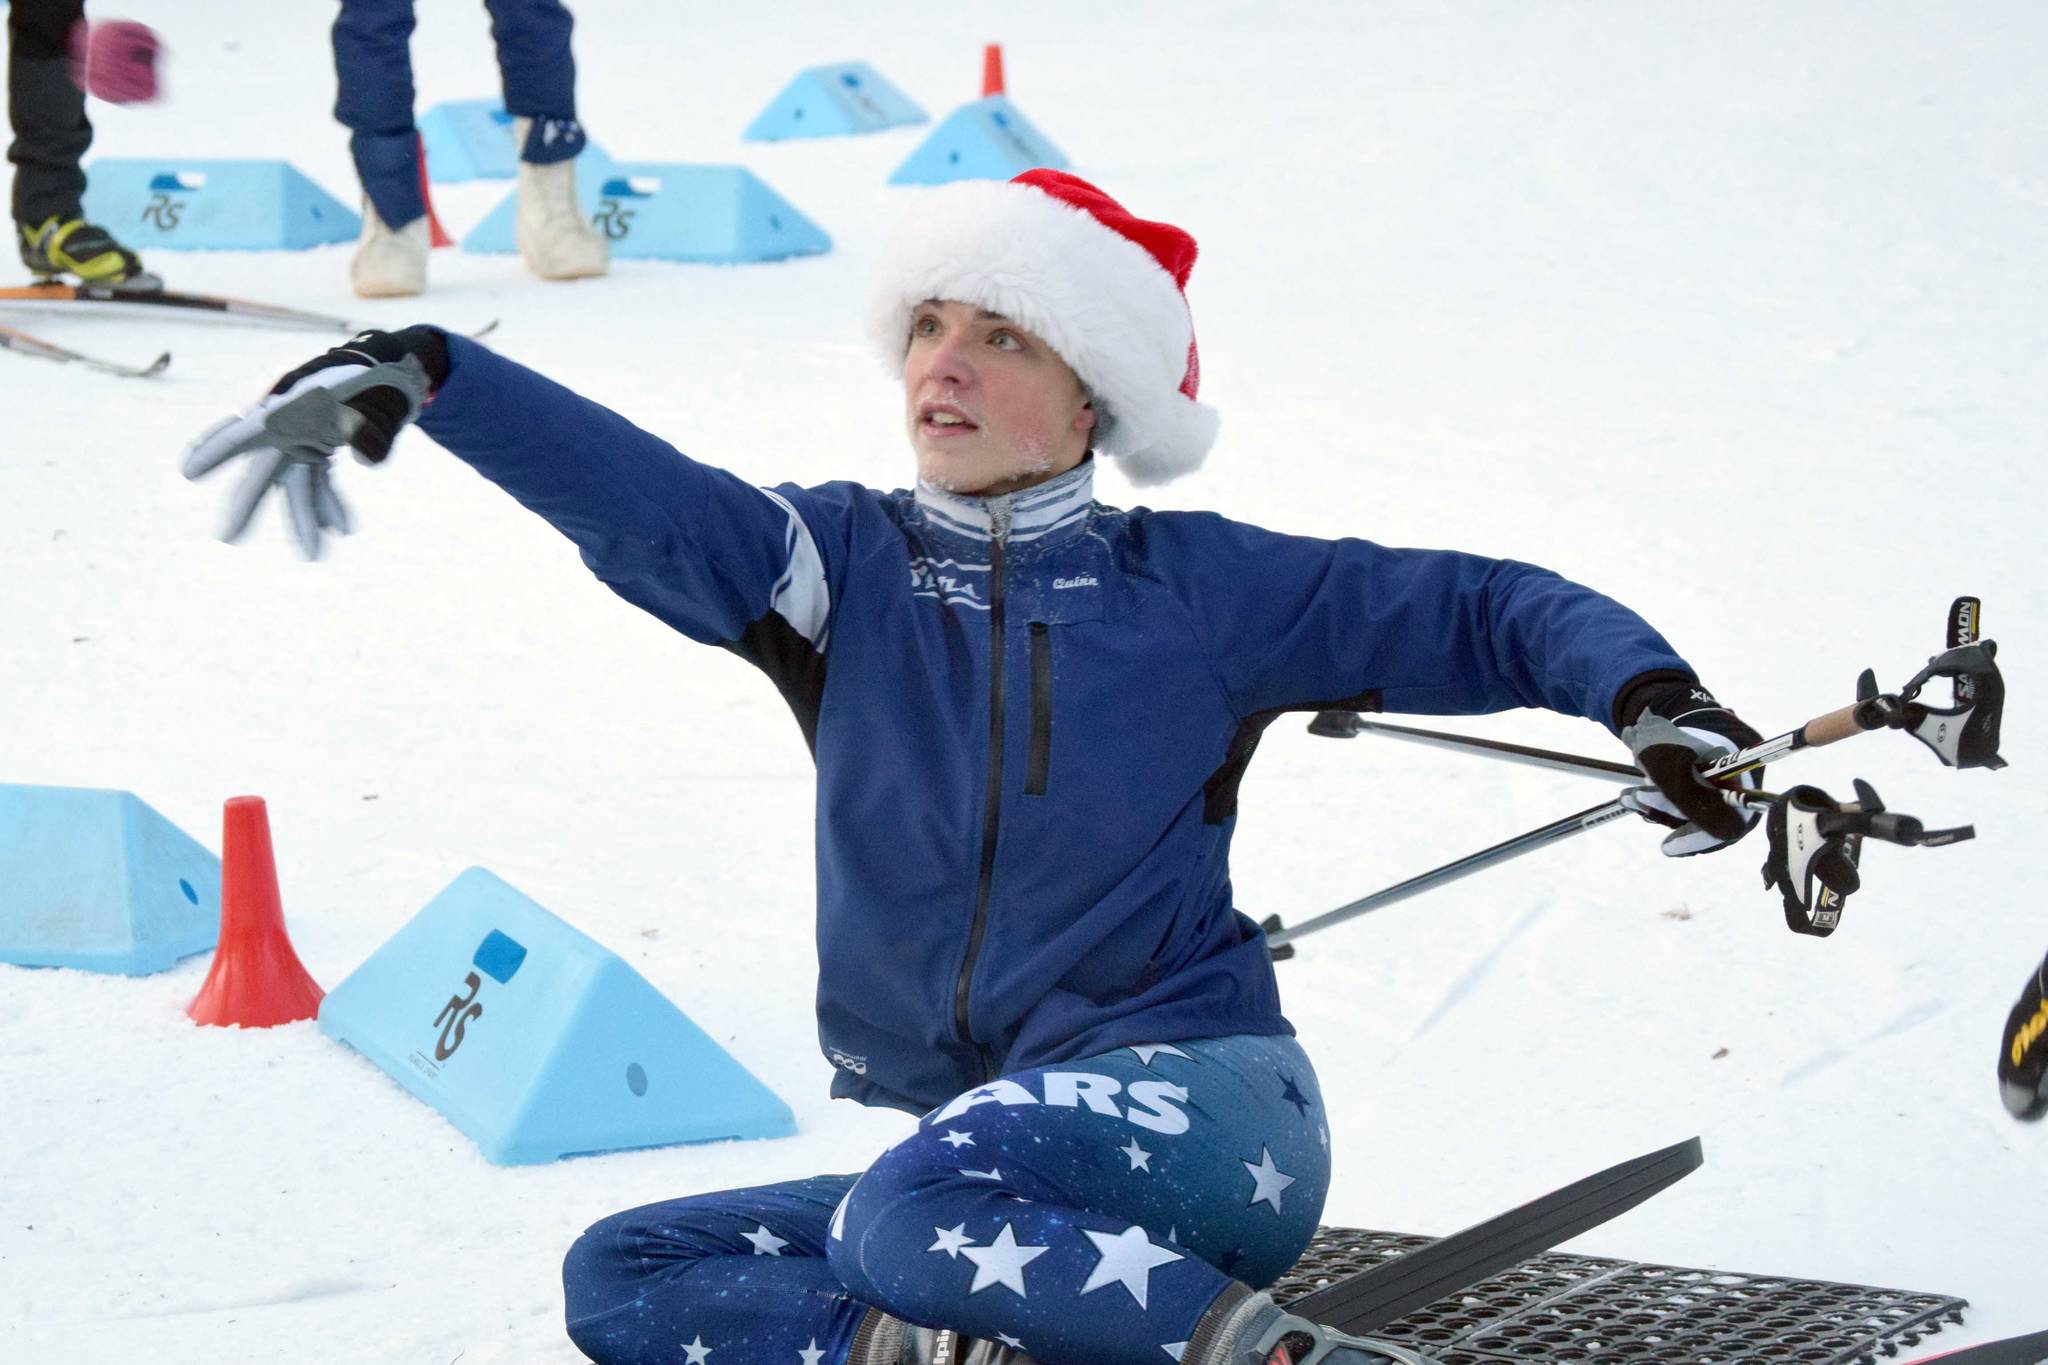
[982,43,1005,98]
[186,797,325,1028]
[416,133,454,249]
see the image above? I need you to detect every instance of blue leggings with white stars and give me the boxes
[563,1034,1329,1365]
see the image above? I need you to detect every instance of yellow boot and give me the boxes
[19,216,162,290]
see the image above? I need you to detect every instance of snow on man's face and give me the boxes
[903,300,1096,498]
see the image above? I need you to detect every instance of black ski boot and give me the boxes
[2000,948,2048,1121]
[18,215,163,290]
[1185,1287,1437,1365]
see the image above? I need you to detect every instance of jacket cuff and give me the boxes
[1612,668,1701,732]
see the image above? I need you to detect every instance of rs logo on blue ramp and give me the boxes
[318,867,793,1163]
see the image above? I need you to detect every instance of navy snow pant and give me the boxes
[563,1035,1331,1365]
[8,0,90,226]
[331,0,584,229]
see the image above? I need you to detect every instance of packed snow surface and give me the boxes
[3,3,2043,1362]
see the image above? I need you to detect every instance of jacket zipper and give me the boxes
[954,501,1009,1079]
[1025,623,1052,796]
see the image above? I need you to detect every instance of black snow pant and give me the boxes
[7,0,92,227]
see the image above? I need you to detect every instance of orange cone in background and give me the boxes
[416,133,454,248]
[186,797,325,1028]
[982,43,1005,97]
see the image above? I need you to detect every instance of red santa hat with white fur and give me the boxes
[868,170,1219,486]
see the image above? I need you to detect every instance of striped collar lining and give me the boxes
[914,459,1096,545]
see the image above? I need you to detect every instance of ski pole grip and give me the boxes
[1800,704,1865,748]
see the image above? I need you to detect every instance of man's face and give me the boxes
[903,300,1096,497]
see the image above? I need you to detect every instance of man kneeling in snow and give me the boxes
[183,171,1760,1365]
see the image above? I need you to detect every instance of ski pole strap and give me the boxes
[1760,779,1975,935]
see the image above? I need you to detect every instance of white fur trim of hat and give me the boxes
[868,170,1219,485]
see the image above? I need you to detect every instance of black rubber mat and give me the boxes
[1273,1227,1967,1364]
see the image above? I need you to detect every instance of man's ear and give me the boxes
[1073,398,1098,438]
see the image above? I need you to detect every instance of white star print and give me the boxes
[1128,1043,1192,1066]
[1162,1343,1188,1361]
[929,1223,975,1258]
[997,1335,1025,1350]
[743,1224,790,1256]
[960,1222,1049,1296]
[960,1166,1004,1181]
[1079,1224,1183,1308]
[682,1336,712,1365]
[939,1129,975,1149]
[1242,1146,1297,1212]
[1120,1137,1153,1172]
[799,1341,826,1365]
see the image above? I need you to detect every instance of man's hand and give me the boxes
[1618,675,1765,856]
[180,327,448,559]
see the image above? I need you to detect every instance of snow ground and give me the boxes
[2,3,2044,1362]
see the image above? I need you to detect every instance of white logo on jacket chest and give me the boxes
[923,1072,1191,1135]
[1053,576,1099,590]
[908,555,990,609]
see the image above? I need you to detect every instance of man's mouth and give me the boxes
[919,402,980,436]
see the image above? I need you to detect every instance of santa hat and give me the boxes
[868,170,1218,486]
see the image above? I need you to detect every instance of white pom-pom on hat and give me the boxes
[869,170,1218,485]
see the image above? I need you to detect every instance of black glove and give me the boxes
[2000,948,2048,1122]
[1617,672,1765,856]
[180,326,450,559]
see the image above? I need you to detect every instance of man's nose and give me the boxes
[919,332,976,388]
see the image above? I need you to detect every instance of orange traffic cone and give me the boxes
[416,133,454,248]
[982,43,1005,98]
[186,797,325,1028]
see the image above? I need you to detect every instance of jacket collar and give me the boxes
[914,458,1096,548]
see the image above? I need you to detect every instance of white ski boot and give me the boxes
[513,116,608,281]
[350,202,429,298]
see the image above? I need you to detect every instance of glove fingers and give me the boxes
[282,461,324,560]
[181,411,269,479]
[219,445,286,543]
[312,463,353,536]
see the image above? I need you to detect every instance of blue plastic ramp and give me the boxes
[83,159,359,250]
[461,160,829,262]
[318,867,795,1164]
[0,785,220,975]
[744,61,927,140]
[418,98,520,182]
[887,96,1069,185]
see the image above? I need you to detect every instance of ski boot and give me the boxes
[512,116,608,281]
[849,1311,1037,1365]
[18,215,161,290]
[2000,947,2048,1121]
[1191,1289,1437,1365]
[351,202,429,298]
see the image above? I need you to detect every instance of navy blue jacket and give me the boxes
[420,336,1693,1114]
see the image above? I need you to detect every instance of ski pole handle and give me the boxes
[1798,703,1865,747]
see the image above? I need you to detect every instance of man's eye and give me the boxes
[911,316,939,338]
[990,331,1022,351]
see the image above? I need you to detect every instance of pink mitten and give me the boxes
[69,19,162,105]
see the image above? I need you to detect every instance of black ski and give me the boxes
[1907,1330,2048,1364]
[0,282,358,332]
[1292,1136,1704,1335]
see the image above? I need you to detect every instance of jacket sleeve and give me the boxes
[416,334,836,656]
[1149,511,1694,733]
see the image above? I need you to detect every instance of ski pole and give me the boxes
[1265,781,1972,956]
[1311,595,2006,789]
[1263,798,1635,956]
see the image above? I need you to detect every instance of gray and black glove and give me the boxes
[180,326,449,559]
[1617,673,1765,856]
